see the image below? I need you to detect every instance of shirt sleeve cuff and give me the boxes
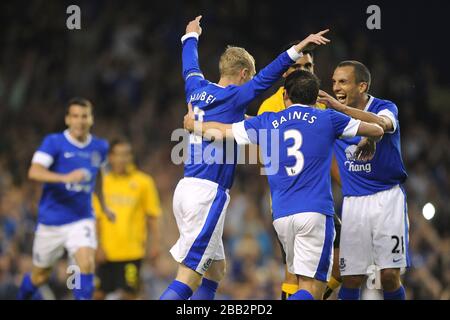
[340,119,361,139]
[31,151,54,168]
[232,121,252,145]
[377,109,397,134]
[287,46,304,62]
[181,32,199,43]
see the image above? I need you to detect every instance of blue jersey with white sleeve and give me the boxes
[181,32,302,189]
[334,96,408,197]
[231,105,361,220]
[31,130,109,226]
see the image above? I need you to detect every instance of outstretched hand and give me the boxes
[294,29,330,53]
[186,15,202,36]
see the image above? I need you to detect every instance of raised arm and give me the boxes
[235,30,331,106]
[181,16,204,97]
[318,90,394,132]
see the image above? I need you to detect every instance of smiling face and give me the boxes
[332,65,370,108]
[65,104,93,141]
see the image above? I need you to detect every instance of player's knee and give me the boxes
[77,257,95,273]
[380,269,400,289]
[205,260,226,282]
[342,275,365,289]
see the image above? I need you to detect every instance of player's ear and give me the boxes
[359,82,368,94]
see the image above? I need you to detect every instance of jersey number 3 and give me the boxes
[284,129,304,176]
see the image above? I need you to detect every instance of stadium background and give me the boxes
[0,0,449,299]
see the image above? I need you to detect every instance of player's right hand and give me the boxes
[183,103,195,132]
[63,168,89,184]
[295,29,330,53]
[186,15,202,36]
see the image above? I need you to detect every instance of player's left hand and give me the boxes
[183,103,195,132]
[317,90,345,112]
[355,137,376,162]
[186,15,202,36]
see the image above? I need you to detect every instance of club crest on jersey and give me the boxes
[344,145,372,173]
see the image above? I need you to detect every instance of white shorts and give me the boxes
[32,218,97,268]
[339,185,410,276]
[273,212,335,282]
[170,177,230,275]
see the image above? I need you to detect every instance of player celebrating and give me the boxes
[184,70,384,299]
[159,15,330,300]
[318,61,409,300]
[17,98,114,300]
[258,44,342,300]
[94,138,162,300]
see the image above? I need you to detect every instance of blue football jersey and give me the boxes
[31,130,109,225]
[334,96,408,197]
[181,32,301,189]
[232,105,360,220]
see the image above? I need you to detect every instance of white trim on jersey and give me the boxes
[31,151,54,168]
[363,95,375,111]
[181,32,199,43]
[232,121,252,145]
[287,46,304,61]
[377,109,397,134]
[340,119,361,139]
[63,130,92,149]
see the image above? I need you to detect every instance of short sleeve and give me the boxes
[32,135,59,168]
[232,114,266,145]
[377,102,398,134]
[329,109,361,139]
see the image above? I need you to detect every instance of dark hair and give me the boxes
[109,137,131,154]
[337,60,371,92]
[284,70,320,105]
[66,97,93,114]
[283,40,314,59]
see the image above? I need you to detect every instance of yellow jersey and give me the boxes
[258,86,326,115]
[93,167,161,262]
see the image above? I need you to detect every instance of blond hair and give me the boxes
[219,46,256,77]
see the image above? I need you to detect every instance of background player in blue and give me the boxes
[318,61,409,300]
[183,70,384,299]
[160,16,330,300]
[17,98,115,300]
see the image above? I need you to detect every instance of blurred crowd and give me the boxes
[0,0,449,299]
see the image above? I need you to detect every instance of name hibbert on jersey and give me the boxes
[189,91,217,104]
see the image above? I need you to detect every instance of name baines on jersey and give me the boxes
[334,95,408,197]
[181,32,302,190]
[231,105,360,220]
[31,130,109,226]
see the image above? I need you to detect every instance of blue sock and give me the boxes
[160,280,193,300]
[73,273,94,300]
[191,278,219,300]
[383,285,406,300]
[287,289,314,300]
[338,287,361,300]
[17,273,39,300]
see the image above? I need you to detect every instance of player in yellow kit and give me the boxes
[93,138,162,299]
[258,46,342,300]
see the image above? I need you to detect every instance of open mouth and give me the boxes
[335,93,347,104]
